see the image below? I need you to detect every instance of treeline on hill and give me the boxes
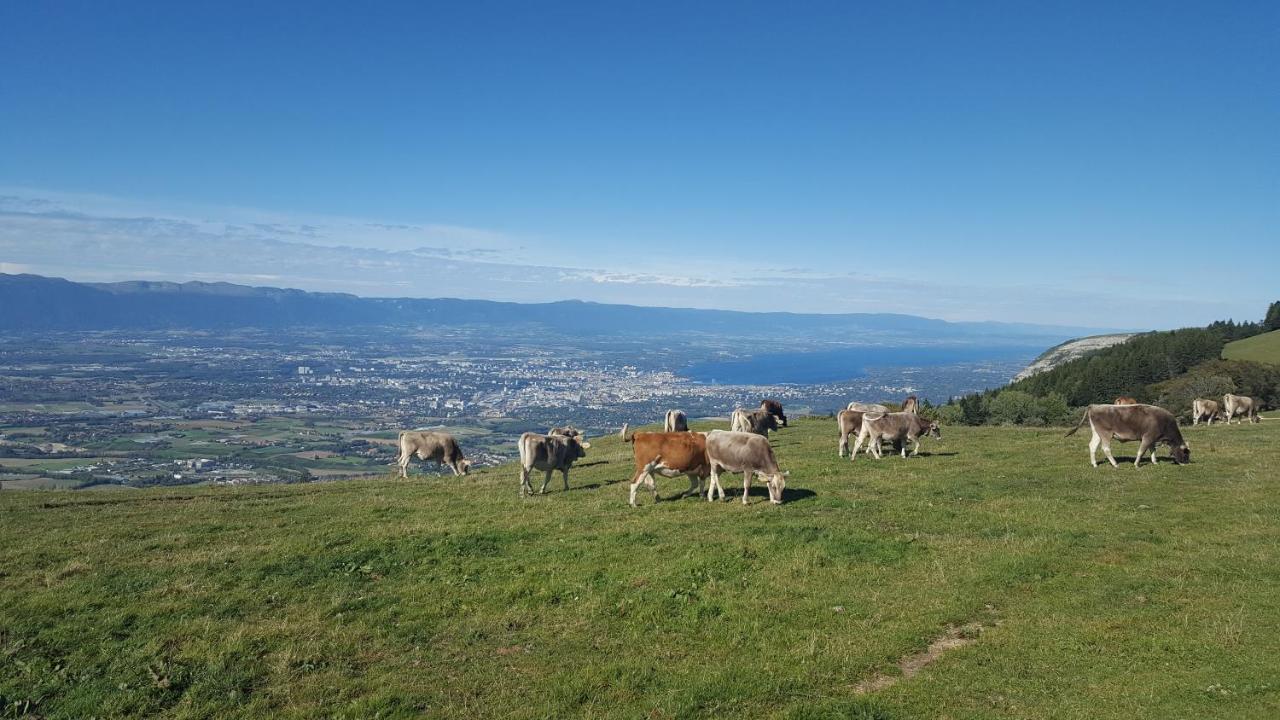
[934,302,1280,426]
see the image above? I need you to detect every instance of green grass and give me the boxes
[3,418,1279,719]
[1224,330,1280,365]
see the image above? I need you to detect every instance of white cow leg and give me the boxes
[1088,431,1100,467]
[1133,440,1149,467]
[1150,446,1159,465]
[520,467,531,496]
[742,470,752,505]
[539,470,553,494]
[1102,439,1118,468]
[839,433,848,457]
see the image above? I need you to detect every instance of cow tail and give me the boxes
[1064,407,1090,437]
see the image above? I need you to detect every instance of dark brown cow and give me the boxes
[759,399,788,427]
[704,430,788,504]
[518,432,591,495]
[625,431,711,506]
[731,408,779,436]
[1066,404,1189,467]
[396,430,471,478]
[1114,397,1139,405]
[851,412,941,459]
[548,425,583,438]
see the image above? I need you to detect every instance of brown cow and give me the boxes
[838,409,904,457]
[1066,404,1189,467]
[664,410,689,432]
[1114,397,1139,405]
[731,408,779,436]
[901,395,919,414]
[625,431,711,506]
[704,430,788,504]
[759,399,788,427]
[518,432,591,495]
[396,430,471,478]
[851,412,941,459]
[1223,394,1260,424]
[1192,398,1222,425]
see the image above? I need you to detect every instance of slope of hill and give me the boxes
[3,418,1278,718]
[0,273,1108,343]
[1223,329,1280,365]
[1011,333,1136,381]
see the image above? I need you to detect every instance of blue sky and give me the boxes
[1,1,1276,326]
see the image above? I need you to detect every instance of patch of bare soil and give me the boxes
[853,621,996,694]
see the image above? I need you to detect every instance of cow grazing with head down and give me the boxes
[759,399,788,427]
[664,410,689,432]
[396,430,471,478]
[1114,397,1139,405]
[1192,398,1222,425]
[704,430,789,505]
[731,408,779,436]
[851,412,941,459]
[1222,394,1260,424]
[517,432,591,496]
[838,409,904,457]
[624,430,711,506]
[1066,403,1189,467]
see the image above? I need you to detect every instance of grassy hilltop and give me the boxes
[3,417,1279,719]
[1224,330,1280,365]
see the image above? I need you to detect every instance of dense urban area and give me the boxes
[0,327,1030,490]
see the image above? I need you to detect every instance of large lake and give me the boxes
[682,345,1042,385]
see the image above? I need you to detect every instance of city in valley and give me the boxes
[0,327,1031,490]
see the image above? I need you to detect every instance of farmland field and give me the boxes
[2,417,1277,718]
[1223,330,1280,365]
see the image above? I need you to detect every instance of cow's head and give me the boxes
[763,414,779,432]
[766,471,789,505]
[457,458,472,475]
[1171,443,1190,464]
[572,438,591,458]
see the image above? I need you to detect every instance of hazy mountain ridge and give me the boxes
[0,273,1109,342]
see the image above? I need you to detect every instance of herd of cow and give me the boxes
[392,391,1266,504]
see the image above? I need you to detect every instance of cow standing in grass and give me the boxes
[1192,398,1222,425]
[704,430,788,504]
[664,410,689,432]
[1222,394,1260,424]
[624,430,710,506]
[1066,404,1189,467]
[517,432,591,496]
[760,399,788,427]
[731,408,779,436]
[851,413,941,459]
[396,431,471,478]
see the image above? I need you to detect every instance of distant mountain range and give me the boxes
[0,273,1114,343]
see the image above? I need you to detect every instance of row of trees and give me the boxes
[937,302,1279,426]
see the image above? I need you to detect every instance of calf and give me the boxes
[1066,403,1189,467]
[1222,394,1260,424]
[396,430,471,478]
[731,408,779,436]
[704,430,788,504]
[851,412,941,459]
[664,409,689,432]
[517,432,591,496]
[759,399,788,427]
[625,431,710,506]
[1191,398,1222,425]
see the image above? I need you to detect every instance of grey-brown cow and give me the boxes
[1065,404,1189,467]
[850,412,941,459]
[518,432,591,496]
[396,430,471,478]
[664,410,689,432]
[731,408,779,436]
[847,401,889,414]
[837,409,904,457]
[548,425,583,438]
[704,430,788,504]
[1192,398,1222,425]
[1222,394,1260,424]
